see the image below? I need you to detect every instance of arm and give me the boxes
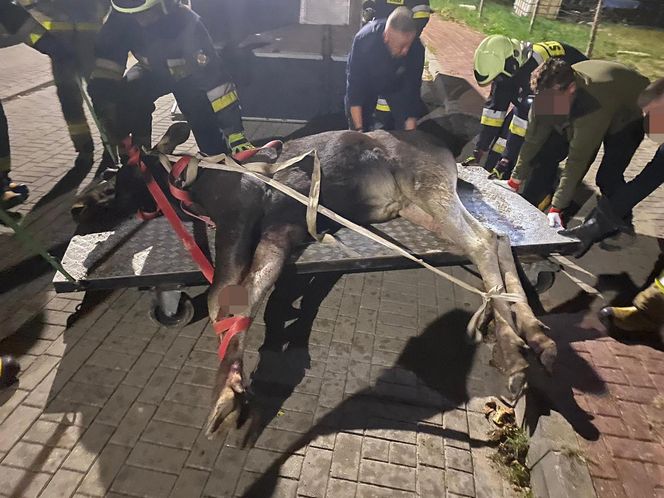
[402,39,425,128]
[346,36,369,129]
[551,113,611,209]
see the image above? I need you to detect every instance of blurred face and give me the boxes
[533,82,577,117]
[383,28,416,58]
[644,95,664,143]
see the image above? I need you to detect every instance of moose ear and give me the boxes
[154,122,191,155]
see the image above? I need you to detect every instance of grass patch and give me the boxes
[429,0,664,80]
[489,424,532,495]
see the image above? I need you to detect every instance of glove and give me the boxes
[493,177,521,193]
[547,207,564,229]
[461,149,484,166]
[228,133,254,155]
[488,157,512,180]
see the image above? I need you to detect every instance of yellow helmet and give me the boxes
[473,35,524,86]
[111,0,172,14]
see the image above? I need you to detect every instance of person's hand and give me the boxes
[493,177,521,193]
[404,117,417,131]
[461,149,484,166]
[547,207,564,229]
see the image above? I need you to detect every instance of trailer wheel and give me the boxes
[150,293,194,328]
[533,271,556,294]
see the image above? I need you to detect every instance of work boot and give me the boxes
[0,172,29,210]
[0,355,20,388]
[74,138,95,172]
[559,196,629,257]
[599,277,664,341]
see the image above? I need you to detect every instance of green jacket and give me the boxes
[512,60,649,209]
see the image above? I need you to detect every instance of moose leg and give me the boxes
[205,222,306,437]
[494,234,557,372]
[399,198,528,395]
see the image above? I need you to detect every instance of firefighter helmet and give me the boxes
[111,0,174,14]
[473,35,525,87]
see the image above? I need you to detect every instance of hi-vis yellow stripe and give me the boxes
[41,21,100,31]
[413,11,430,19]
[481,116,505,127]
[376,103,391,112]
[29,32,44,45]
[211,91,239,112]
[509,118,528,137]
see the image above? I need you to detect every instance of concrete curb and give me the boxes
[524,395,597,498]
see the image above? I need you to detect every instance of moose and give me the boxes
[74,113,557,438]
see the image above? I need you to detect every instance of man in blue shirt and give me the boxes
[345,7,425,132]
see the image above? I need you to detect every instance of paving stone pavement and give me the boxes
[1,12,664,498]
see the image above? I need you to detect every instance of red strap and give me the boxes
[124,139,215,284]
[232,140,284,162]
[214,316,252,361]
[137,209,161,221]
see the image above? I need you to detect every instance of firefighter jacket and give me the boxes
[477,41,586,164]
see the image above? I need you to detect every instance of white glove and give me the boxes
[547,210,563,229]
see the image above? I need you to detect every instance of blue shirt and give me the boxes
[346,19,424,115]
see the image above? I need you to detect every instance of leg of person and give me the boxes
[173,83,227,156]
[0,100,28,211]
[520,130,569,210]
[599,270,664,339]
[485,112,513,174]
[595,118,645,201]
[51,57,94,165]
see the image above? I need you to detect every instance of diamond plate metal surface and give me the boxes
[54,166,576,290]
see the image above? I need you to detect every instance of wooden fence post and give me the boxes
[586,0,603,57]
[528,0,541,33]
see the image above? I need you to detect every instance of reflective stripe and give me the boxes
[655,274,664,292]
[167,58,190,79]
[29,32,44,45]
[387,0,405,4]
[481,108,506,127]
[211,91,239,112]
[67,122,91,136]
[91,58,125,80]
[376,98,391,112]
[509,116,528,137]
[207,82,235,103]
[228,132,247,145]
[491,137,507,154]
[412,5,432,19]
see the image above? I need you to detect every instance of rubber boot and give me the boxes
[0,355,20,387]
[0,172,29,210]
[599,277,664,339]
[559,196,629,257]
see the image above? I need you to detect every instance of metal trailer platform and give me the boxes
[53,167,578,318]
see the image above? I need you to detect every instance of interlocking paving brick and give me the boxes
[127,441,189,474]
[139,367,180,405]
[365,418,417,445]
[17,354,60,391]
[109,402,157,447]
[153,401,209,429]
[243,448,303,479]
[298,447,333,497]
[110,465,179,498]
[77,444,131,496]
[176,364,216,388]
[2,441,70,473]
[359,459,416,491]
[185,431,225,471]
[615,458,656,498]
[254,428,307,455]
[0,465,51,498]
[418,463,446,496]
[329,432,362,480]
[201,446,247,496]
[356,483,415,497]
[309,432,336,451]
[162,337,197,371]
[446,468,476,497]
[592,477,628,498]
[40,468,85,497]
[140,420,200,451]
[62,422,116,473]
[85,349,138,372]
[122,351,163,388]
[164,382,213,409]
[605,435,664,463]
[362,437,389,462]
[0,388,29,425]
[100,334,150,356]
[234,471,298,498]
[446,446,474,473]
[389,441,417,467]
[169,468,209,498]
[96,385,142,426]
[57,381,116,408]
[293,376,323,396]
[22,420,82,449]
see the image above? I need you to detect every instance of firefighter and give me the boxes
[464,35,586,182]
[361,0,431,129]
[1,0,110,170]
[88,0,256,168]
[346,7,425,132]
[560,77,664,256]
[500,59,649,229]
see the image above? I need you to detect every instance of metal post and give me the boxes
[586,0,603,57]
[478,0,485,17]
[528,0,541,33]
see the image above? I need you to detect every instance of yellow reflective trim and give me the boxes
[41,21,74,31]
[491,142,506,154]
[228,132,246,144]
[29,32,44,45]
[655,276,664,293]
[509,121,527,137]
[376,103,391,112]
[387,0,405,4]
[211,91,239,112]
[412,11,430,19]
[67,122,91,135]
[537,194,552,212]
[480,116,505,127]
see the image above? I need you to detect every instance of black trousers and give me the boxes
[609,142,664,219]
[0,100,9,173]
